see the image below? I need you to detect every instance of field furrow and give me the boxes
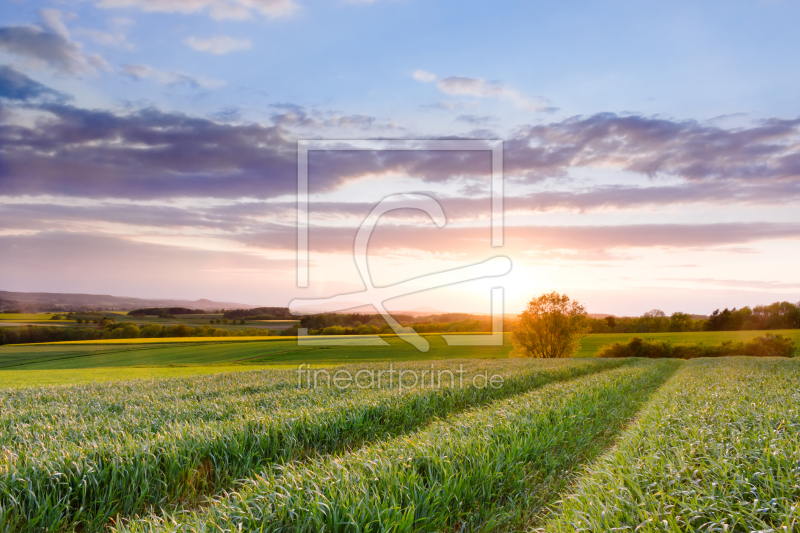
[116,359,680,533]
[0,358,619,532]
[544,357,800,532]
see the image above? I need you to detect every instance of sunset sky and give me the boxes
[1,0,799,315]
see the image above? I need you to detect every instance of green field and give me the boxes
[0,312,298,331]
[2,326,799,531]
[1,329,797,382]
[0,335,511,371]
[1,356,797,533]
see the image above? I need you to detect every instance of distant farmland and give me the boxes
[1,329,799,388]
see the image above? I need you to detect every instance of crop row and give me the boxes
[117,359,680,533]
[0,358,620,532]
[545,357,800,532]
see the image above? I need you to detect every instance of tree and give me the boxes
[669,312,693,332]
[706,308,733,331]
[511,292,589,358]
[641,309,668,332]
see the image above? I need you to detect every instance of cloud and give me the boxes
[505,113,800,183]
[235,221,800,256]
[412,69,436,83]
[38,9,73,40]
[0,64,69,102]
[272,181,800,222]
[8,178,800,240]
[437,76,551,112]
[270,106,379,129]
[0,202,246,233]
[74,28,132,49]
[121,63,226,88]
[455,114,495,125]
[74,15,135,49]
[0,19,110,75]
[421,101,479,111]
[414,70,551,112]
[0,103,298,200]
[658,278,800,290]
[3,84,800,205]
[94,0,298,20]
[0,232,296,300]
[184,35,251,55]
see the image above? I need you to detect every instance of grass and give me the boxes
[1,352,798,532]
[0,340,312,370]
[117,359,678,533]
[0,363,315,388]
[0,358,618,532]
[0,335,514,374]
[2,330,797,388]
[544,357,800,532]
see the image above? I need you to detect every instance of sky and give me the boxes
[1,0,799,316]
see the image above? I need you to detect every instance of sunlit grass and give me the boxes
[544,357,800,532]
[0,358,616,532]
[117,360,677,533]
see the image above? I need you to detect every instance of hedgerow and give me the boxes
[597,332,797,358]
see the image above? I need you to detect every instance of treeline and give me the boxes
[704,302,800,331]
[589,301,800,333]
[127,307,205,317]
[305,320,494,336]
[0,323,295,346]
[223,307,293,320]
[300,313,411,330]
[298,312,501,330]
[299,312,513,336]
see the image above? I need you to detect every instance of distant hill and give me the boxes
[0,290,259,312]
[289,303,447,317]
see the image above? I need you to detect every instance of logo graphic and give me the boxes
[290,140,510,351]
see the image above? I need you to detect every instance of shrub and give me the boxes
[139,324,163,338]
[598,334,796,359]
[738,333,796,357]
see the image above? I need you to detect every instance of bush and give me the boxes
[139,324,163,338]
[598,334,796,359]
[738,333,797,357]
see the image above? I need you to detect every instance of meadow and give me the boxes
[0,331,798,532]
[0,358,620,531]
[0,357,796,532]
[0,329,798,388]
